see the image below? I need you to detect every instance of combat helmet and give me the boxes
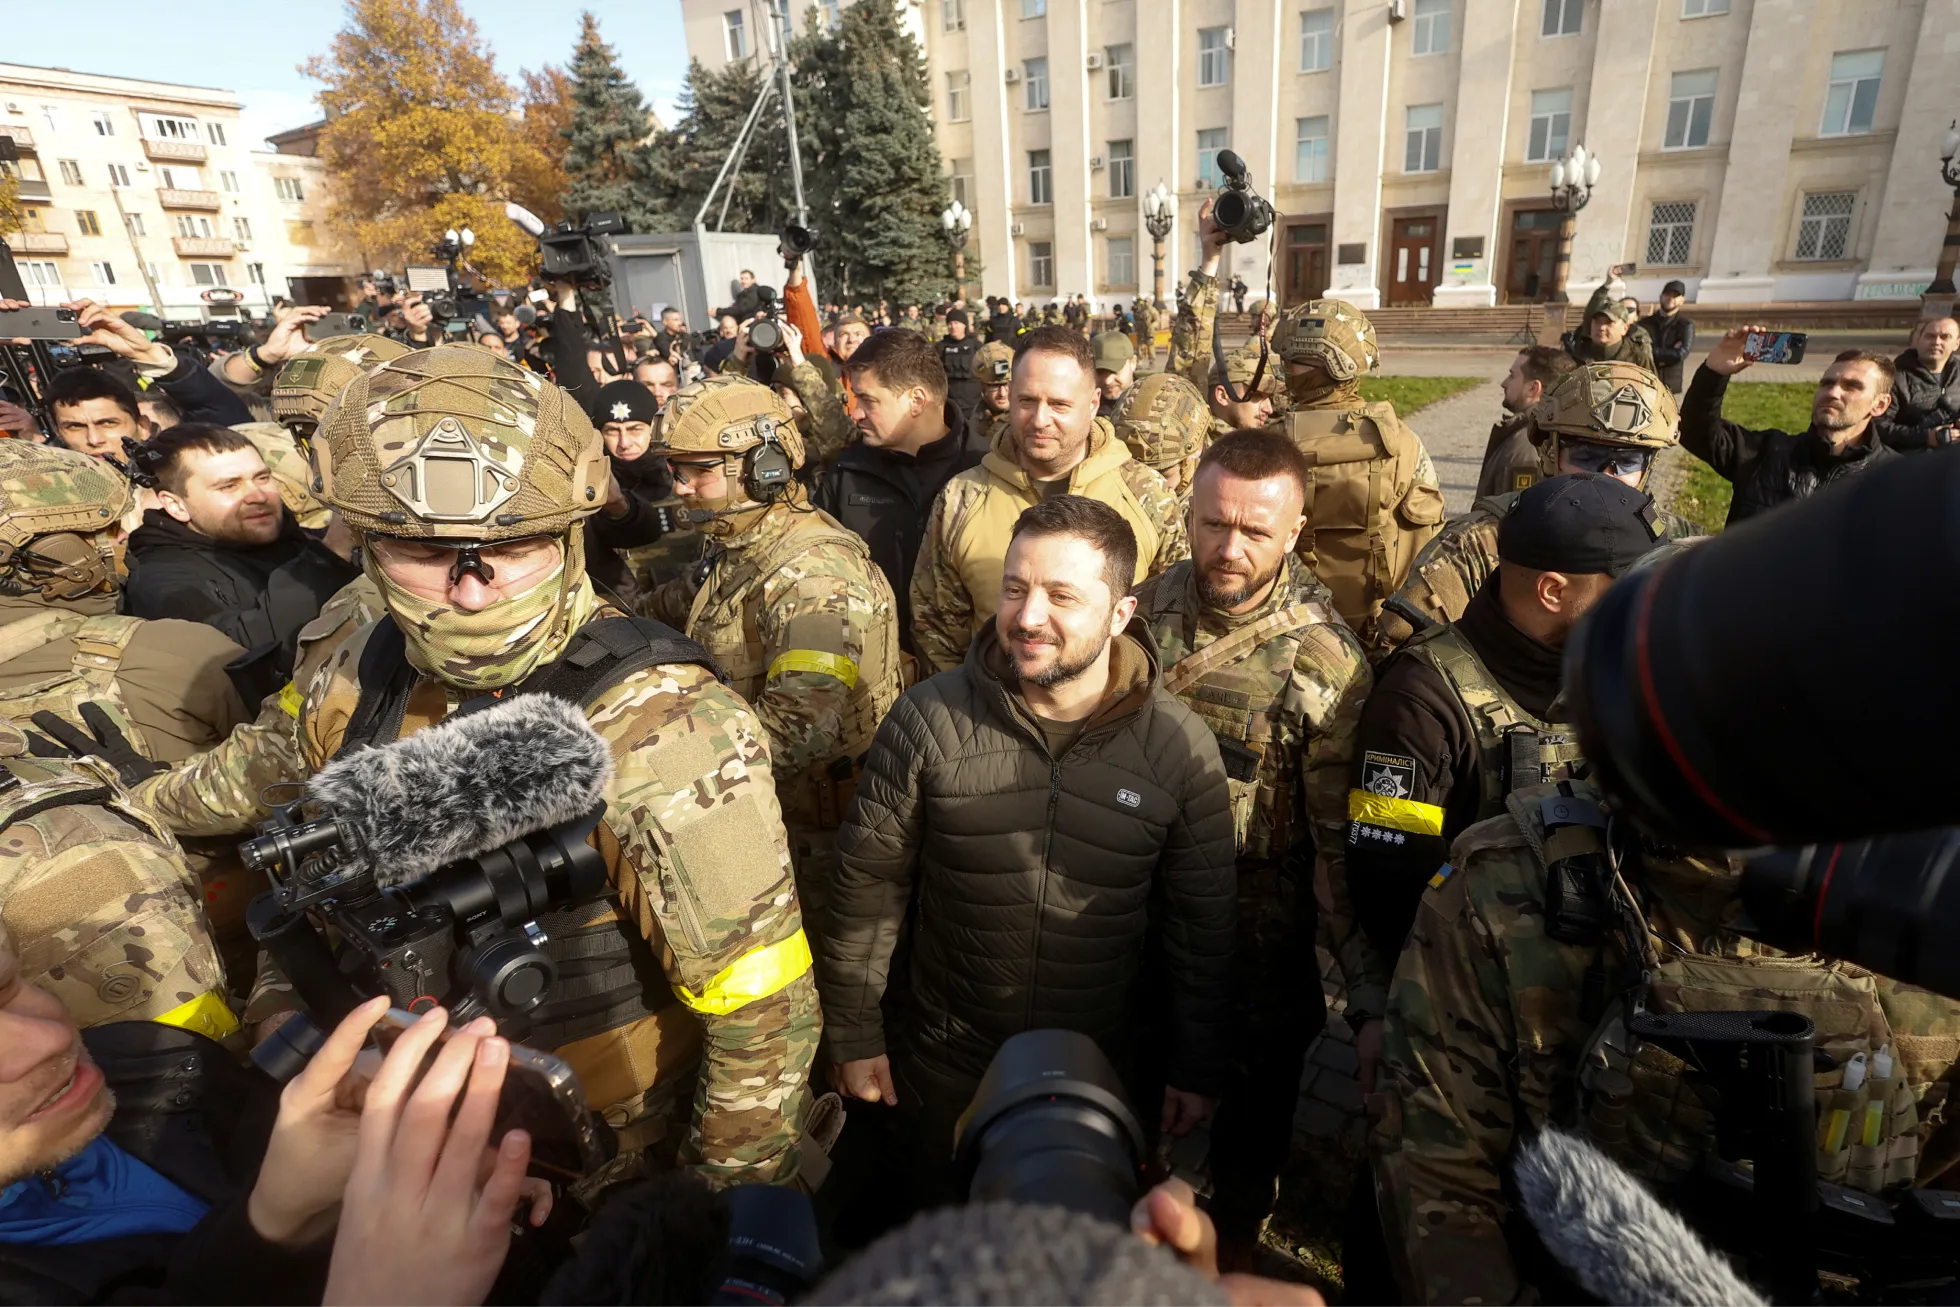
[1213,341,1282,400]
[1116,372,1210,487]
[973,341,1015,386]
[1271,299,1380,396]
[1534,361,1678,486]
[0,441,131,600]
[314,345,608,542]
[651,376,803,538]
[271,333,415,438]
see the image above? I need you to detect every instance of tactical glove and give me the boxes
[24,702,168,785]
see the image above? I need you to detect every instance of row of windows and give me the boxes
[1016,236,1134,291]
[29,103,231,145]
[18,158,310,197]
[15,205,307,247]
[11,256,271,289]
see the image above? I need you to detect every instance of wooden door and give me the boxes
[1388,217,1440,305]
[1504,208,1563,303]
[1282,221,1330,307]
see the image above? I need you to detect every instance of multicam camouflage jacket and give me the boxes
[1168,269,1220,388]
[1375,780,1960,1305]
[781,360,858,468]
[1132,556,1387,1021]
[135,581,821,1188]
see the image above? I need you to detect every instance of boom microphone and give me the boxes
[1514,1130,1766,1307]
[303,694,613,889]
[505,200,548,237]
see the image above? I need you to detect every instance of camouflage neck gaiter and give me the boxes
[369,532,597,691]
[1287,372,1363,409]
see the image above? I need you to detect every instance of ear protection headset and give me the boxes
[741,414,795,502]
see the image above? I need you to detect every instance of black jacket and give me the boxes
[121,509,359,688]
[938,335,982,421]
[719,283,774,322]
[985,311,1021,345]
[812,401,985,651]
[0,1022,327,1305]
[819,621,1238,1096]
[1680,364,1900,524]
[151,352,254,429]
[585,449,673,598]
[1887,349,1960,444]
[1637,309,1696,394]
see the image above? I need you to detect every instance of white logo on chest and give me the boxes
[1116,788,1141,808]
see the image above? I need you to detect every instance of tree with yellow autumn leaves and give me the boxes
[303,0,570,284]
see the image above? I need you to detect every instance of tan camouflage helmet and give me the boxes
[974,340,1015,385]
[314,345,609,542]
[1536,360,1680,451]
[653,375,804,469]
[1212,341,1282,397]
[1116,372,1210,472]
[270,333,415,434]
[1271,298,1380,381]
[0,440,131,598]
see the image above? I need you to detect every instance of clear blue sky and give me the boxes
[2,1,692,150]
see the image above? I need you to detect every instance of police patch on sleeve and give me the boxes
[1362,751,1418,800]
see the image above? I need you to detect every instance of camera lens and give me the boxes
[1214,190,1249,231]
[750,320,784,353]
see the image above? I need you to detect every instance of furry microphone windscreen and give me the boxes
[305,694,614,890]
[1514,1129,1767,1307]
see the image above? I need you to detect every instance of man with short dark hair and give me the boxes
[1638,279,1696,395]
[121,424,359,680]
[1473,344,1579,499]
[820,493,1236,1220]
[814,330,985,654]
[45,369,145,458]
[1683,332,1900,522]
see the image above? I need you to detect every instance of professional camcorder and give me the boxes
[780,220,820,258]
[539,211,627,289]
[747,286,790,354]
[1211,149,1274,245]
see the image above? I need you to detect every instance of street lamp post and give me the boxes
[1925,120,1960,301]
[1546,144,1601,304]
[1144,182,1174,307]
[940,200,972,300]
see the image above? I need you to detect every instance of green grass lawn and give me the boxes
[1357,376,1482,414]
[1667,382,1814,534]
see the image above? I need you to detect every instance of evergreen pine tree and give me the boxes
[561,11,665,233]
[647,58,793,236]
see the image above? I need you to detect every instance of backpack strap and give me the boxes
[333,619,415,760]
[504,616,727,707]
[1162,600,1339,697]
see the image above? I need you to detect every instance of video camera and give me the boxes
[1211,149,1274,245]
[538,211,626,290]
[747,286,789,354]
[781,219,820,259]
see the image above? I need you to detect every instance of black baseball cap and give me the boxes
[1498,473,1662,577]
[1661,279,1687,298]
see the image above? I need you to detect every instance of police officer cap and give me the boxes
[1497,472,1662,577]
[594,379,659,427]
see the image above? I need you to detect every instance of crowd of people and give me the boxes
[0,187,1958,1307]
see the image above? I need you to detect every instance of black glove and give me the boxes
[23,703,168,785]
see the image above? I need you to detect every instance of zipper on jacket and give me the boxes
[1027,756,1064,1027]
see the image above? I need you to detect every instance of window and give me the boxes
[1526,88,1572,162]
[1820,50,1884,136]
[89,261,116,285]
[942,0,965,30]
[233,216,252,240]
[1198,27,1231,86]
[143,114,198,141]
[19,260,62,289]
[1107,139,1135,198]
[57,159,83,186]
[1682,0,1730,15]
[1300,8,1334,72]
[1295,115,1330,182]
[818,0,841,30]
[1197,128,1229,188]
[1646,201,1696,265]
[90,110,115,137]
[76,210,102,237]
[1107,44,1135,99]
[143,261,161,287]
[1025,58,1049,110]
[949,160,972,208]
[189,263,228,287]
[175,214,214,237]
[1108,236,1135,286]
[206,122,227,146]
[1404,103,1443,172]
[947,70,971,122]
[724,10,747,60]
[124,212,145,237]
[1412,0,1450,55]
[1022,0,1046,16]
[39,105,63,134]
[106,162,131,187]
[159,165,202,190]
[286,220,316,246]
[1542,0,1582,35]
[274,175,305,201]
[18,207,44,232]
[1029,149,1052,204]
[220,170,239,193]
[247,262,266,287]
[1795,191,1855,260]
[1030,241,1054,287]
[1665,69,1716,149]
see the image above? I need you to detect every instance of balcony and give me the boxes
[14,178,51,202]
[142,137,207,164]
[157,187,221,210]
[4,231,68,254]
[172,235,235,258]
[0,123,34,150]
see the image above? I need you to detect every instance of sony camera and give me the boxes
[747,286,790,354]
[781,220,820,258]
[1211,149,1275,245]
[539,211,627,289]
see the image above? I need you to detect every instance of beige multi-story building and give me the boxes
[682,0,1957,309]
[0,63,358,319]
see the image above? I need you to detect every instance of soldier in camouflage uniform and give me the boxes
[1372,362,1705,658]
[0,713,232,1038]
[1204,342,1284,440]
[644,377,902,935]
[1375,776,1960,1304]
[1132,430,1375,1265]
[134,346,820,1188]
[1113,371,1211,504]
[243,332,417,534]
[972,340,1015,446]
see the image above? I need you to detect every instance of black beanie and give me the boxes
[593,379,660,426]
[947,308,970,326]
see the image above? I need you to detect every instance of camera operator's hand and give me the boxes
[1198,198,1229,276]
[549,280,579,314]
[1707,325,1762,377]
[778,319,807,369]
[1132,1179,1326,1306]
[732,319,756,366]
[324,1008,537,1307]
[833,1054,898,1106]
[258,304,329,366]
[0,398,43,441]
[64,298,174,370]
[401,296,434,333]
[1159,1085,1215,1138]
[0,297,39,347]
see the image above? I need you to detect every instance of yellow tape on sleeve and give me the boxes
[1347,790,1446,837]
[276,680,304,719]
[675,929,813,1016]
[153,988,241,1040]
[767,649,860,688]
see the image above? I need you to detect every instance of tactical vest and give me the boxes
[1282,402,1446,640]
[0,610,154,757]
[1375,492,1515,656]
[335,613,724,1055]
[687,509,903,830]
[1148,588,1340,861]
[1396,623,1581,820]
